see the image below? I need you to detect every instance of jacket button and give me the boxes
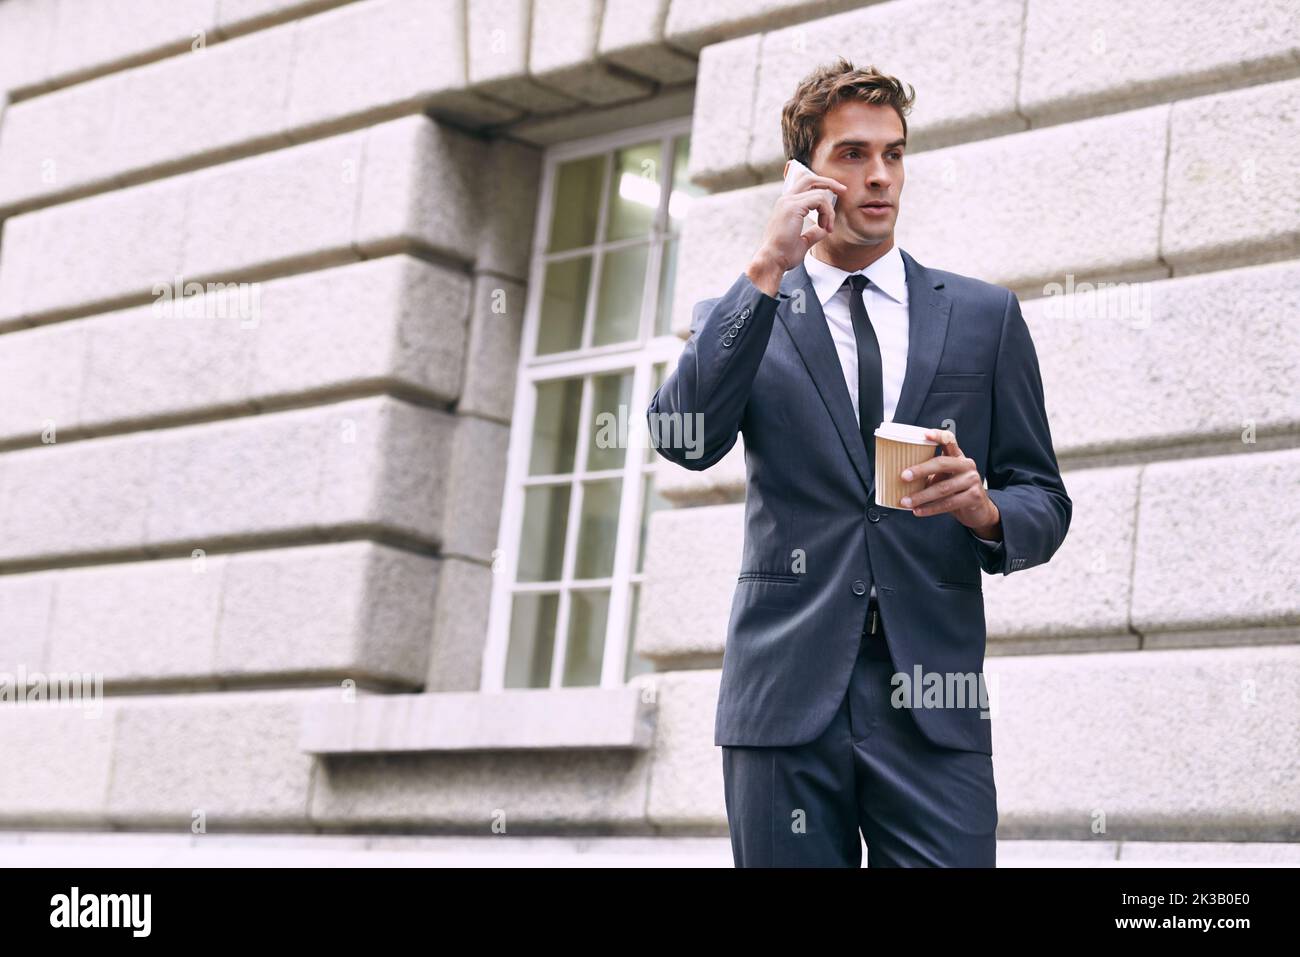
[734,317,745,328]
[739,307,751,319]
[851,580,867,596]
[867,507,879,522]
[721,336,733,348]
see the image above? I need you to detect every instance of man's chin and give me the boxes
[843,228,893,247]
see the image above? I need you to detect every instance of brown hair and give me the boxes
[781,58,916,166]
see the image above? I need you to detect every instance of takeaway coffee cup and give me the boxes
[873,422,939,509]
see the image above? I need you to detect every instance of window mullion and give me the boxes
[601,360,652,686]
[551,374,595,686]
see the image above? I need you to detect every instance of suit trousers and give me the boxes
[721,615,999,867]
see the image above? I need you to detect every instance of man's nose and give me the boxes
[866,161,892,189]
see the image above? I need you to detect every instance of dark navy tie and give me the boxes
[844,273,884,479]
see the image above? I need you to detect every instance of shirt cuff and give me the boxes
[968,527,1007,575]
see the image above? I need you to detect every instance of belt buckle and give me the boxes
[866,605,880,636]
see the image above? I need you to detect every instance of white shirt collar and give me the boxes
[803,243,907,306]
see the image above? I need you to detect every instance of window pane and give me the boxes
[505,592,558,688]
[574,478,622,579]
[655,235,678,337]
[517,484,571,582]
[587,371,633,472]
[592,243,648,346]
[548,154,604,253]
[563,589,609,687]
[529,378,583,476]
[668,134,705,233]
[637,473,668,573]
[536,256,591,355]
[624,584,654,682]
[605,141,660,242]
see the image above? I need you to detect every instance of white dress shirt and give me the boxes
[802,244,909,428]
[801,244,1004,597]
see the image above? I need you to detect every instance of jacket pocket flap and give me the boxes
[930,373,986,393]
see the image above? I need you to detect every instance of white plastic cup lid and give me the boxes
[873,422,938,445]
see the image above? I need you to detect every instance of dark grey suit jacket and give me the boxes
[647,248,1072,754]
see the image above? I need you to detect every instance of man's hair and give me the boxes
[781,58,916,166]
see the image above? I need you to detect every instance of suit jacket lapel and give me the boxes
[776,261,874,495]
[774,249,952,499]
[891,248,952,429]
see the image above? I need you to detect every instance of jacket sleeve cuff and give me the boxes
[968,489,1011,575]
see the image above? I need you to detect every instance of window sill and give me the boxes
[299,686,656,755]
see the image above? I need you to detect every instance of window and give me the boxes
[483,118,703,691]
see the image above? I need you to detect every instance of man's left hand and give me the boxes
[899,428,1001,540]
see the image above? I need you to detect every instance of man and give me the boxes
[647,59,1072,867]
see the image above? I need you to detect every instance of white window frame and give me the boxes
[481,116,693,692]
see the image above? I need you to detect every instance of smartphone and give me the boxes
[782,158,838,208]
[783,158,836,233]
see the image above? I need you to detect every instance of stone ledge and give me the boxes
[300,687,657,754]
[642,648,1300,840]
[0,831,1295,867]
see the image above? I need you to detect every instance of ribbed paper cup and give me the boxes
[873,422,939,509]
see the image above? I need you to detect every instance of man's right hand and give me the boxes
[745,171,847,296]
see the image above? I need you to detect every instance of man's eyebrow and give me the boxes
[830,138,907,151]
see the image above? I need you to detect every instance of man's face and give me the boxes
[808,100,905,246]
